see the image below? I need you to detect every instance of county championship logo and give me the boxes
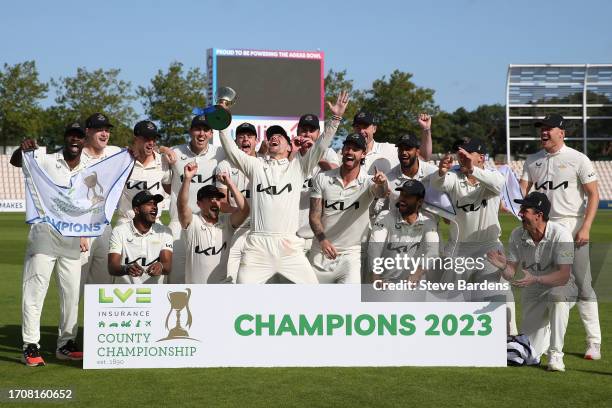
[158,289,200,342]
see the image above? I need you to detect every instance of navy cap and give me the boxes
[395,179,426,198]
[343,133,367,150]
[64,121,86,137]
[535,113,565,130]
[395,133,420,149]
[197,185,226,201]
[514,192,551,218]
[132,190,164,208]
[134,120,160,138]
[458,138,486,154]
[266,125,290,144]
[352,111,375,126]
[297,114,320,130]
[190,115,211,129]
[236,122,257,136]
[85,113,113,129]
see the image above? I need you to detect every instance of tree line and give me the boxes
[0,61,507,154]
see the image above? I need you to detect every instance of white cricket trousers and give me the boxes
[168,221,186,284]
[82,225,113,285]
[308,248,361,284]
[553,216,601,345]
[22,253,81,349]
[237,233,319,284]
[226,227,249,283]
[521,292,575,359]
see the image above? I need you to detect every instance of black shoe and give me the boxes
[56,340,83,361]
[22,343,46,366]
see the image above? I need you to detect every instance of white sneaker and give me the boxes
[584,343,601,360]
[547,352,565,372]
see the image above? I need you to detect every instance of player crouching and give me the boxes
[488,192,576,372]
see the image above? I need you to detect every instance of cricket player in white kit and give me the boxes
[218,92,349,283]
[88,120,171,284]
[386,133,438,211]
[79,113,122,286]
[520,113,601,360]
[489,192,576,372]
[10,123,88,366]
[431,138,517,333]
[215,122,259,281]
[369,179,439,283]
[178,163,249,283]
[163,115,225,283]
[108,191,173,284]
[308,133,389,283]
[295,114,340,251]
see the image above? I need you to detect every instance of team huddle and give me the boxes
[11,92,601,371]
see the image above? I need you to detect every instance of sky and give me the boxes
[2,0,611,114]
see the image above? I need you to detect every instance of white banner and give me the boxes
[23,149,134,237]
[84,285,506,369]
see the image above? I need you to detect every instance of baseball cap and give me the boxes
[297,114,320,130]
[395,179,426,198]
[64,121,86,137]
[134,120,160,138]
[197,185,226,201]
[266,125,290,144]
[458,138,487,154]
[395,133,420,149]
[352,111,375,126]
[85,113,113,129]
[514,192,551,218]
[190,115,211,129]
[534,113,565,130]
[343,133,367,150]
[236,122,257,136]
[132,190,164,208]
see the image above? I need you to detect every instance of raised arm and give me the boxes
[10,139,38,167]
[218,171,250,228]
[430,153,457,194]
[417,113,432,160]
[300,91,349,174]
[178,162,197,229]
[218,127,259,179]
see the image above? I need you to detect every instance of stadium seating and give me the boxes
[1,155,611,201]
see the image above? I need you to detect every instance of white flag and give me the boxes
[23,149,134,237]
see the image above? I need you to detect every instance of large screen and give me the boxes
[215,53,323,118]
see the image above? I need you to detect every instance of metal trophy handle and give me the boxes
[192,86,237,130]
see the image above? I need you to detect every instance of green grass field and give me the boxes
[0,212,611,407]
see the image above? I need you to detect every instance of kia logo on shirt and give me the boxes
[324,200,359,211]
[127,181,161,190]
[180,174,216,184]
[256,183,293,196]
[456,199,488,213]
[534,180,569,191]
[385,242,420,254]
[522,261,553,273]
[194,242,227,256]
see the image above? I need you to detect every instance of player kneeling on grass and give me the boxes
[488,192,576,372]
[178,163,249,283]
[108,191,173,284]
[308,133,389,283]
[368,179,439,284]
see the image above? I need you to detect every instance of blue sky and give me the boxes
[2,0,611,114]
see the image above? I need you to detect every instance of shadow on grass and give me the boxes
[0,325,82,367]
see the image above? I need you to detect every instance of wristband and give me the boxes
[331,115,342,122]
